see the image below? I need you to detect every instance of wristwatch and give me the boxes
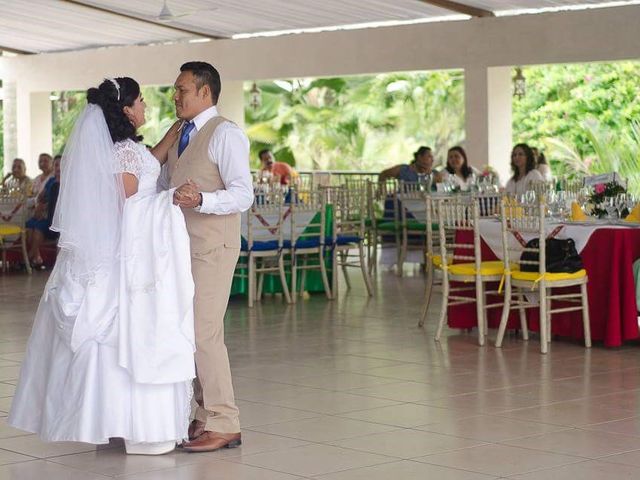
[198,193,203,207]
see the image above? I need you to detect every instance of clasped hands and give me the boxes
[173,179,202,209]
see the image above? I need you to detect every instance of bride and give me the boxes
[8,77,196,455]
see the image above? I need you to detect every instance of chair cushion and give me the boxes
[376,221,398,232]
[283,238,322,249]
[326,234,362,246]
[242,239,281,252]
[0,224,22,237]
[448,261,504,277]
[511,268,587,282]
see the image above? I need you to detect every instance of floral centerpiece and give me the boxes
[588,181,626,218]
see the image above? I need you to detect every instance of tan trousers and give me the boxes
[191,245,240,433]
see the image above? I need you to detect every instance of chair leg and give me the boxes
[257,269,265,302]
[475,276,485,347]
[328,248,336,300]
[546,295,552,343]
[340,251,351,289]
[358,243,374,297]
[581,283,592,348]
[496,281,512,347]
[278,254,292,304]
[248,255,256,308]
[539,285,548,354]
[319,248,333,300]
[517,291,528,341]
[299,255,308,298]
[418,265,435,327]
[397,229,407,277]
[291,252,298,304]
[21,234,32,275]
[435,273,449,342]
[369,232,378,274]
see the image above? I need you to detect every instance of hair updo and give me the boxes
[86,77,142,143]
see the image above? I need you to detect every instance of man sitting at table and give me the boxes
[1,158,33,195]
[258,149,293,185]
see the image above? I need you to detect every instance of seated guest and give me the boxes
[258,149,293,185]
[378,146,442,183]
[440,146,478,191]
[25,157,61,269]
[532,147,553,182]
[1,158,33,195]
[505,143,544,196]
[31,153,54,197]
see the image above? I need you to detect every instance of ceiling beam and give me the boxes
[417,0,495,17]
[0,45,34,55]
[60,0,227,40]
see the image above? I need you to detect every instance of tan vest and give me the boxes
[167,116,241,253]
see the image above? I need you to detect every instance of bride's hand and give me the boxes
[166,120,182,139]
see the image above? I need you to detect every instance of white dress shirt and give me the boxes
[161,106,254,215]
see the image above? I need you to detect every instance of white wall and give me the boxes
[1,4,639,174]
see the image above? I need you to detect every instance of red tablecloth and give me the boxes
[448,228,640,347]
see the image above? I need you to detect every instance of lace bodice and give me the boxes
[114,139,161,195]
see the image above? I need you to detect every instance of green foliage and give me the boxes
[244,71,465,171]
[50,86,177,154]
[513,62,640,193]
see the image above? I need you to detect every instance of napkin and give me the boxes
[624,203,640,223]
[570,202,588,221]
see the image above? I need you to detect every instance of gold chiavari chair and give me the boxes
[0,192,32,274]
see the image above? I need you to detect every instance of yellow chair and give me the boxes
[433,196,506,346]
[0,193,32,274]
[495,197,591,354]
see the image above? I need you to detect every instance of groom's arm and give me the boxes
[195,122,254,215]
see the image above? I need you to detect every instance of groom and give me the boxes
[168,61,253,452]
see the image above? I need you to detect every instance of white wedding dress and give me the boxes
[8,138,195,447]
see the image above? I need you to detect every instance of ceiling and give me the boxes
[1,0,638,54]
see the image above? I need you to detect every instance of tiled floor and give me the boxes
[1,267,640,479]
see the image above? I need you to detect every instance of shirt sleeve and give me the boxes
[115,141,142,179]
[197,122,254,215]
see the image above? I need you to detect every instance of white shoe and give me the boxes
[124,440,176,455]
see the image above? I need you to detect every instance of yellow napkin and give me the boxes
[625,203,640,222]
[570,202,588,221]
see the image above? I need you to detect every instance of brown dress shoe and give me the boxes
[188,420,206,441]
[182,431,241,453]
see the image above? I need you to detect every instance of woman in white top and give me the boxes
[440,146,477,191]
[505,143,544,196]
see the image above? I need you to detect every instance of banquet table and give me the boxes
[448,219,640,347]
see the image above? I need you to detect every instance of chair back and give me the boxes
[325,185,366,243]
[289,189,326,247]
[435,195,481,272]
[499,197,546,275]
[475,192,502,218]
[245,191,286,250]
[398,181,429,233]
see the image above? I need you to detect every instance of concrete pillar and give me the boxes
[2,80,17,174]
[12,88,52,176]
[217,80,245,129]
[464,66,512,185]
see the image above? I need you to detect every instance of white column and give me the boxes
[2,80,17,174]
[13,88,52,176]
[217,80,245,129]
[464,66,512,185]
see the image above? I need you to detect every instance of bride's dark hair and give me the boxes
[86,77,142,143]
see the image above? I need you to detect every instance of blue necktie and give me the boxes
[178,121,195,156]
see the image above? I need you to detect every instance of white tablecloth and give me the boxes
[478,219,640,260]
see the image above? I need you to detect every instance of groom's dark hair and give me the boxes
[180,61,221,103]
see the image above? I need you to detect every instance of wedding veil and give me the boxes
[51,104,125,281]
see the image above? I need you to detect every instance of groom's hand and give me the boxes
[174,180,202,208]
